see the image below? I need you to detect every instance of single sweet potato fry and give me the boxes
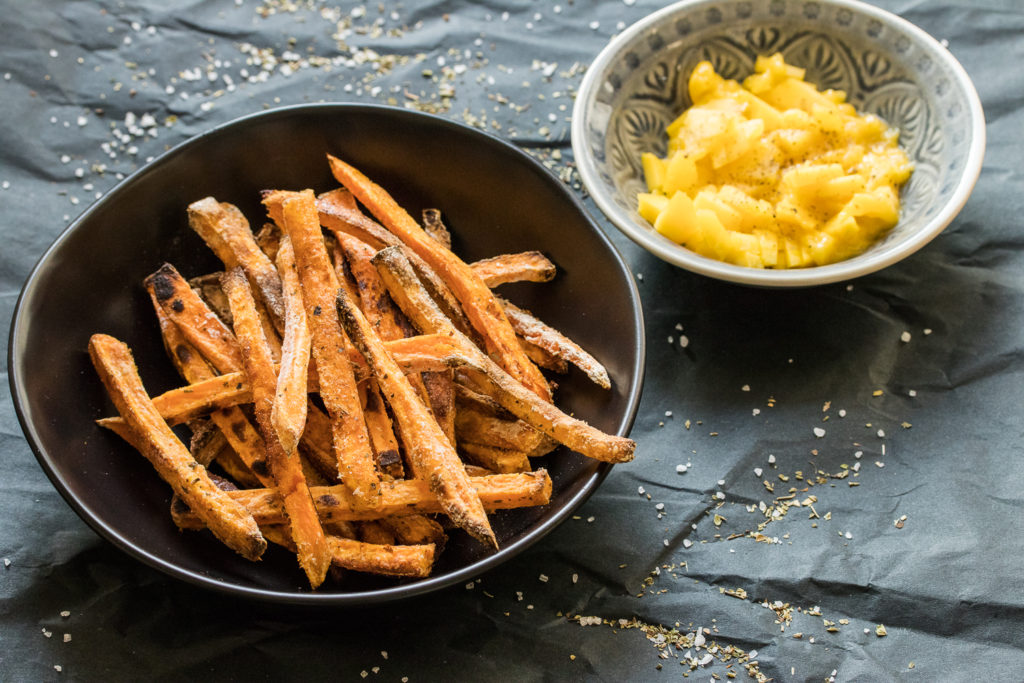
[455,403,549,455]
[223,268,331,588]
[328,154,551,401]
[357,520,395,545]
[500,298,611,390]
[271,234,312,455]
[256,525,434,578]
[326,536,434,578]
[470,251,556,287]
[146,263,243,375]
[382,514,447,549]
[459,442,531,474]
[89,333,266,561]
[335,286,496,547]
[520,338,569,374]
[170,470,553,526]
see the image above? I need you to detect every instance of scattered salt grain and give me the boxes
[908,389,917,397]
[655,503,665,511]
[682,539,693,548]
[715,492,725,500]
[767,454,776,465]
[664,410,672,417]
[741,384,750,392]
[676,464,687,473]
[754,467,763,477]
[63,634,71,643]
[844,531,852,539]
[679,335,689,348]
[877,429,885,438]
[923,328,932,335]
[538,574,549,583]
[900,331,911,343]
[813,427,826,438]
[637,486,645,495]
[838,409,846,417]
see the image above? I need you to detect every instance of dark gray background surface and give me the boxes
[2,1,1022,680]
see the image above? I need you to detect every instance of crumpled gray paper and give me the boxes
[2,0,1023,680]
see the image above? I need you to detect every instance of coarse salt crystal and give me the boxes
[748,650,758,659]
[767,454,776,465]
[877,429,885,438]
[538,574,548,582]
[813,427,826,438]
[924,328,932,335]
[908,389,917,397]
[664,410,672,417]
[682,539,693,548]
[752,408,760,416]
[715,492,725,500]
[676,464,687,473]
[900,331,911,343]
[679,335,689,348]
[754,467,763,477]
[844,531,852,539]
[854,450,863,459]
[838,409,847,417]
[694,630,706,647]
[637,486,645,495]
[662,539,670,547]
[741,384,750,392]
[655,503,665,511]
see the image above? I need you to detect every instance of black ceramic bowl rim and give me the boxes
[8,103,646,606]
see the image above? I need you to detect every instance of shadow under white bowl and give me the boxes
[572,0,985,287]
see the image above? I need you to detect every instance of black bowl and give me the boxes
[8,104,645,605]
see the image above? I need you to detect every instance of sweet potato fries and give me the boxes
[90,155,634,588]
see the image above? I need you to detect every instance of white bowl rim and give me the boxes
[572,0,986,287]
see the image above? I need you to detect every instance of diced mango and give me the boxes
[653,191,699,246]
[637,192,669,224]
[636,53,913,269]
[641,152,667,192]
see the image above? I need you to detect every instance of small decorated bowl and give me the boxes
[572,0,985,287]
